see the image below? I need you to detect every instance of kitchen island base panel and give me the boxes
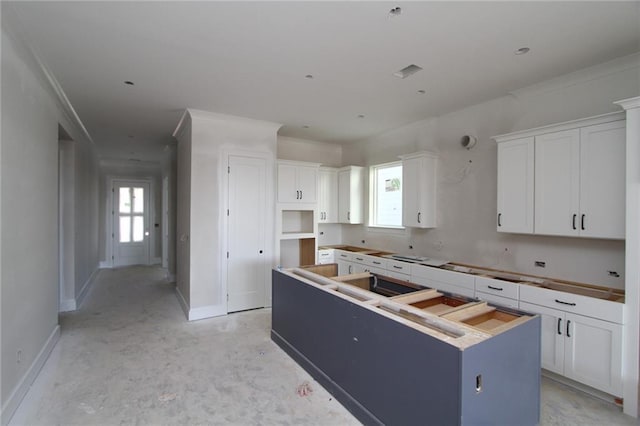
[272,269,541,426]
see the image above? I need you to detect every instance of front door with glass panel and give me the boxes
[114,181,150,266]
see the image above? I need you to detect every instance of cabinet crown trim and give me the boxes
[493,111,625,143]
[614,96,640,110]
[399,151,439,160]
[277,159,321,167]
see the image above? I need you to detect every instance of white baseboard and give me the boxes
[59,298,76,312]
[174,286,226,321]
[1,325,60,426]
[542,369,619,404]
[76,267,99,310]
[151,257,161,265]
[175,286,190,320]
[99,260,112,269]
[188,304,226,321]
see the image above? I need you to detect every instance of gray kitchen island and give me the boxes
[271,267,541,426]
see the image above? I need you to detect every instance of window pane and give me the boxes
[133,216,144,242]
[133,187,144,213]
[119,188,131,213]
[119,217,131,243]
[372,164,403,227]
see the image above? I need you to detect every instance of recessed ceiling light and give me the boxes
[124,80,135,85]
[305,74,314,79]
[357,114,365,119]
[514,47,530,55]
[393,64,423,79]
[417,90,426,95]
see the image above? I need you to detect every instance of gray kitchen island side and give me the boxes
[271,268,541,426]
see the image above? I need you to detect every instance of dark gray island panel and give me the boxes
[271,269,540,426]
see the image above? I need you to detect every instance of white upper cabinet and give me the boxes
[277,161,319,204]
[318,167,338,223]
[494,112,626,240]
[579,121,626,239]
[338,166,364,224]
[400,152,438,228]
[496,137,534,233]
[535,129,581,236]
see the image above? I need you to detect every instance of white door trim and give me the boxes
[220,149,274,314]
[106,176,154,267]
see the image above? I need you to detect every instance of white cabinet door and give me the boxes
[497,137,534,233]
[297,165,318,203]
[338,166,364,224]
[520,302,565,375]
[579,121,626,239]
[277,164,298,203]
[277,162,318,204]
[401,152,437,228]
[318,168,338,223]
[535,129,581,236]
[564,313,623,396]
[337,260,354,275]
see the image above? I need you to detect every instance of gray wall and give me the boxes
[280,54,639,289]
[340,55,639,288]
[1,15,100,420]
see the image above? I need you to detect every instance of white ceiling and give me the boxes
[6,1,640,163]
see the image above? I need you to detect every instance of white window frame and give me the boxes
[369,161,404,229]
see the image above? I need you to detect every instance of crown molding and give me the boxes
[3,5,94,146]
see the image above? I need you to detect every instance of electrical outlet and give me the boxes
[535,261,546,268]
[17,350,22,364]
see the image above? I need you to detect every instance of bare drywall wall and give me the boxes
[340,56,639,288]
[1,17,100,421]
[277,136,342,167]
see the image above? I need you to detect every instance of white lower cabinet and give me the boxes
[520,301,622,396]
[337,259,352,275]
[318,249,334,265]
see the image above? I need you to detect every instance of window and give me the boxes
[370,162,403,227]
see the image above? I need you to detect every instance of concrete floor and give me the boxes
[9,266,636,425]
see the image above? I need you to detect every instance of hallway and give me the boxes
[9,266,636,425]
[10,267,356,425]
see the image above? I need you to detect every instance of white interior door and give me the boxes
[227,155,266,313]
[113,181,150,267]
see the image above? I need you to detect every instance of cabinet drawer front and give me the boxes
[519,285,623,324]
[475,291,518,309]
[412,276,474,298]
[411,264,475,288]
[318,249,334,262]
[335,250,352,261]
[384,270,411,282]
[475,276,519,300]
[352,253,387,269]
[386,259,410,274]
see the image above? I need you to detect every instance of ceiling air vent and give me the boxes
[393,64,423,79]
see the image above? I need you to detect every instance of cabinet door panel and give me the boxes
[535,129,580,236]
[277,164,298,203]
[402,157,421,227]
[579,121,626,239]
[319,168,338,223]
[564,313,623,396]
[497,137,534,233]
[519,302,564,375]
[337,260,352,275]
[297,166,318,203]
